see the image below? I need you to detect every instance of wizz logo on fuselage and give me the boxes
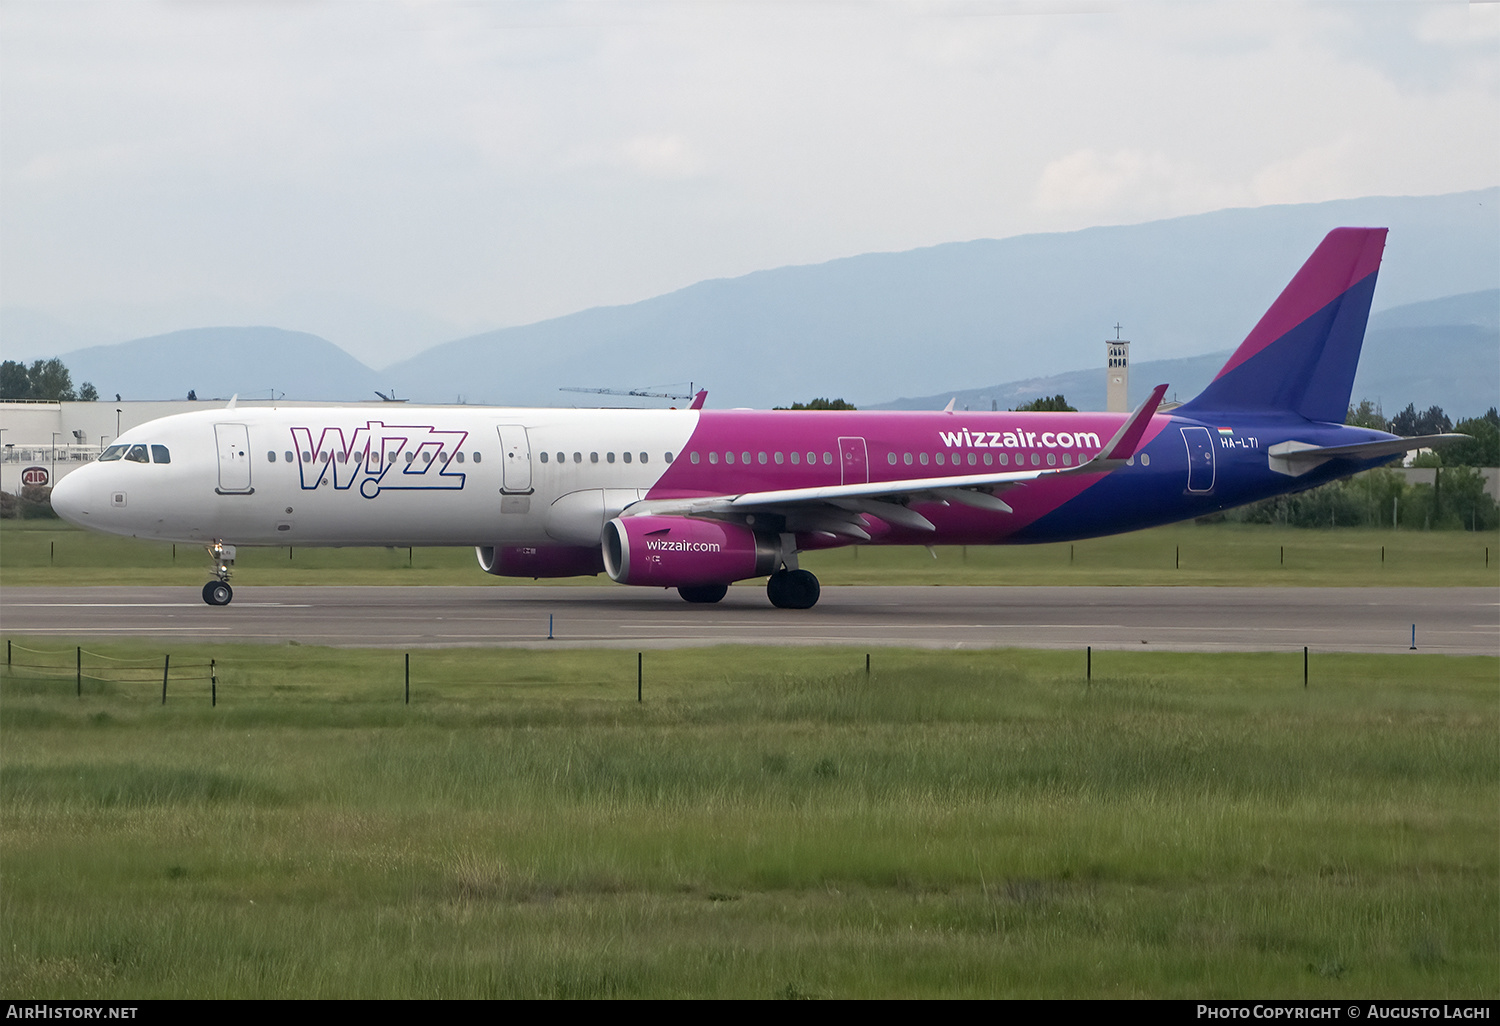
[290,422,470,499]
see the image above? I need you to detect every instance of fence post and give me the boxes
[1303,647,1308,689]
[637,652,642,703]
[7,639,11,666]
[161,654,169,705]
[76,646,81,697]
[405,652,410,705]
[1087,645,1091,683]
[865,653,870,676]
[211,658,217,707]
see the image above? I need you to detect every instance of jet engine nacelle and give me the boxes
[476,544,605,578]
[602,515,781,587]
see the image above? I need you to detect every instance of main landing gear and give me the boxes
[766,568,820,609]
[201,541,236,606]
[674,570,822,609]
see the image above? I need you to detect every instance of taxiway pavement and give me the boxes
[2,585,1494,655]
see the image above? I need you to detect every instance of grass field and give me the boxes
[2,641,1495,998]
[2,518,1497,588]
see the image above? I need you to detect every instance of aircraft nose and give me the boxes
[49,467,92,527]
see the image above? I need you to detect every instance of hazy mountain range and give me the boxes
[873,289,1499,417]
[19,188,1499,416]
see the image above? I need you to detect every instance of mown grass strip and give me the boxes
[2,641,1495,997]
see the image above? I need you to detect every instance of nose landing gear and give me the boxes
[202,541,236,606]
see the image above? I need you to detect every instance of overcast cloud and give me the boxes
[2,0,1496,367]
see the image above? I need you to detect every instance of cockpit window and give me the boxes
[125,444,150,463]
[151,445,171,464]
[98,445,127,462]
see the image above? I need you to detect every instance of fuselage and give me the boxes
[51,403,1397,550]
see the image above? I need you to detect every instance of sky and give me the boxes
[2,0,1497,369]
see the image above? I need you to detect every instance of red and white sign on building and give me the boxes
[21,466,49,487]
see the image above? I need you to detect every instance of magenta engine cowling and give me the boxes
[476,544,605,578]
[602,515,781,587]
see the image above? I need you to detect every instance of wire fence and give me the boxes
[4,640,218,704]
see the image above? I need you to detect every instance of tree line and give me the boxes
[0,359,98,402]
[1347,401,1499,467]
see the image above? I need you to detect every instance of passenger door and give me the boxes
[214,423,253,494]
[497,424,533,494]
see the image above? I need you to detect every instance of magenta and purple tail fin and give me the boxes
[1178,227,1386,423]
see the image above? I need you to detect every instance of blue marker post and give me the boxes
[1410,624,1416,651]
[548,614,554,641]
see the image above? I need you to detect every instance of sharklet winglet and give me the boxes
[1098,383,1168,462]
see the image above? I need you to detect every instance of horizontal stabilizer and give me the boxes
[1267,433,1468,477]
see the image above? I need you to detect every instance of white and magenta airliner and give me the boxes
[51,228,1462,608]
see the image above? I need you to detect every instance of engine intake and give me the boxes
[602,516,781,587]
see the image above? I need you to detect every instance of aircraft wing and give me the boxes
[628,385,1168,539]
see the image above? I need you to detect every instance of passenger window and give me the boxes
[967,453,977,466]
[999,453,1008,466]
[1062,454,1071,466]
[607,452,615,464]
[473,452,481,463]
[936,453,945,466]
[99,445,126,461]
[1047,453,1056,466]
[640,452,648,464]
[665,452,673,463]
[775,452,784,464]
[590,452,599,463]
[983,453,993,466]
[125,444,149,463]
[709,452,718,465]
[456,452,465,463]
[267,451,276,463]
[405,453,415,463]
[1030,453,1040,466]
[540,451,549,463]
[354,451,363,463]
[742,452,751,464]
[756,452,765,465]
[904,453,913,465]
[339,451,348,463]
[573,452,582,463]
[556,452,564,464]
[806,452,815,465]
[691,452,700,464]
[1141,453,1151,466]
[725,452,734,465]
[790,452,800,465]
[285,451,294,463]
[624,452,633,463]
[887,452,896,465]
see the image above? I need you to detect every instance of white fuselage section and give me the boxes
[53,406,698,548]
